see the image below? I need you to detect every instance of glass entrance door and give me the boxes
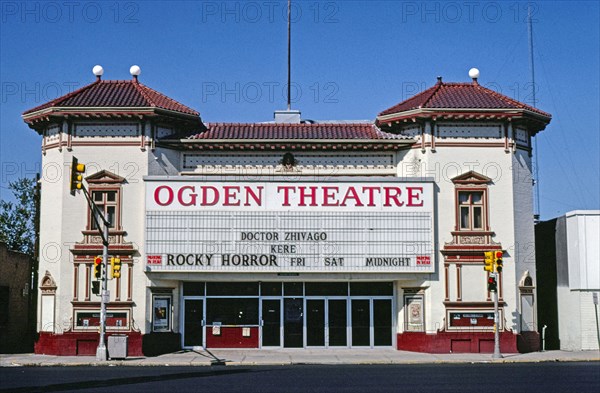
[351,299,370,346]
[262,299,281,347]
[306,299,325,346]
[183,299,204,347]
[284,298,303,348]
[328,299,347,347]
[373,299,392,346]
[306,298,348,347]
[350,299,393,347]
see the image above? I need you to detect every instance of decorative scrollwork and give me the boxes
[460,236,484,244]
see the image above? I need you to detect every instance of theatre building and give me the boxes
[23,68,551,356]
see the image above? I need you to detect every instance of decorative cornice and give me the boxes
[443,301,506,307]
[40,271,57,294]
[451,170,492,185]
[181,164,398,177]
[85,170,126,184]
[158,140,414,151]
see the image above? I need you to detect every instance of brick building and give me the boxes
[0,242,35,353]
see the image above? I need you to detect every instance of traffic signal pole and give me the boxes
[492,273,502,359]
[484,250,503,360]
[70,156,110,361]
[81,185,110,361]
[98,223,109,361]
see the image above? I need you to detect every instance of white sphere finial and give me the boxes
[92,65,104,77]
[130,65,141,76]
[468,68,480,80]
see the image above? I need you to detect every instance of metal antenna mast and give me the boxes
[287,0,292,110]
[528,4,541,221]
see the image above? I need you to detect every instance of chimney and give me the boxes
[274,109,301,124]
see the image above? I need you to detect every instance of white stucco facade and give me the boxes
[24,75,551,355]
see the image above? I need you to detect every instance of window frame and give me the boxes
[454,187,489,232]
[206,297,259,326]
[87,186,122,231]
[458,190,485,230]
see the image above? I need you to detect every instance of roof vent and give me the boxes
[92,65,104,81]
[130,65,141,82]
[468,68,480,85]
[274,109,301,124]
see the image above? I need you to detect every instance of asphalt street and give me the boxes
[1,362,599,393]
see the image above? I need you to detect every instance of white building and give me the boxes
[537,211,600,351]
[23,68,551,356]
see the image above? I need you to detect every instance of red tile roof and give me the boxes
[23,79,199,116]
[379,81,551,118]
[185,123,409,141]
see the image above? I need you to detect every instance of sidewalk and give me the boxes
[1,349,599,367]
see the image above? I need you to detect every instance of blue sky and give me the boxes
[1,0,598,220]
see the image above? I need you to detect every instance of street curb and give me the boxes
[3,357,599,367]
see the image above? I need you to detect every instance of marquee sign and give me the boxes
[145,179,435,273]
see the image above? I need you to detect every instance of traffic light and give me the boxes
[111,257,121,279]
[93,256,103,279]
[484,251,495,273]
[70,156,86,195]
[495,251,504,273]
[487,275,497,292]
[92,281,100,295]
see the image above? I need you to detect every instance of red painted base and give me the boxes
[35,330,535,355]
[396,332,520,353]
[206,327,259,348]
[35,332,143,356]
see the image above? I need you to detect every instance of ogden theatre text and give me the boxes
[150,183,426,209]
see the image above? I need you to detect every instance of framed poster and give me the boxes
[404,295,424,332]
[152,296,171,332]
